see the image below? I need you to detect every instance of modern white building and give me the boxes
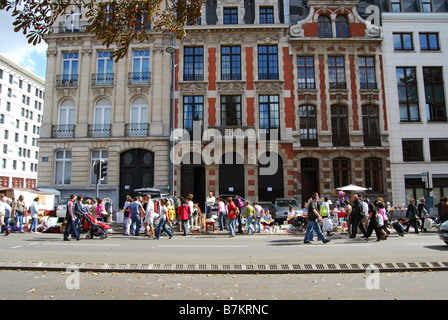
[382,11,448,208]
[0,54,45,188]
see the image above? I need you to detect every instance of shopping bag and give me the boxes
[424,218,433,229]
[322,218,333,232]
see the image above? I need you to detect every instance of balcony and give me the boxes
[57,20,90,33]
[88,124,111,138]
[92,73,114,86]
[258,73,279,80]
[329,82,347,90]
[51,124,75,138]
[128,72,151,86]
[183,74,204,82]
[56,74,78,88]
[125,123,150,137]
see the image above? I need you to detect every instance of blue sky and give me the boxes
[0,10,47,80]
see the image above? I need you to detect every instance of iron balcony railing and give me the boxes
[51,124,75,138]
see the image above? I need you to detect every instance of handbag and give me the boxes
[375,213,384,227]
[101,210,109,217]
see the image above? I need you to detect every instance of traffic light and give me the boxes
[100,160,108,180]
[93,160,100,176]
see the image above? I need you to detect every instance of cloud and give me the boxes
[0,10,48,79]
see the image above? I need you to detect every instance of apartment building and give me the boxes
[0,54,45,189]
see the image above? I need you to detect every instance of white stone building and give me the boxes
[0,54,45,189]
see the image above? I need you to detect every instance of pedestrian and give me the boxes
[143,195,155,238]
[343,199,352,235]
[405,198,420,234]
[205,191,215,219]
[253,201,263,233]
[155,198,174,239]
[123,196,132,235]
[73,195,84,235]
[167,200,176,224]
[234,196,244,234]
[29,197,40,233]
[320,197,333,235]
[3,198,12,234]
[129,196,143,236]
[90,198,98,219]
[417,197,428,232]
[245,201,255,234]
[362,203,384,242]
[217,197,226,231]
[13,195,26,233]
[0,194,9,236]
[177,197,191,236]
[376,199,389,237]
[63,194,80,241]
[303,195,331,244]
[226,197,238,237]
[96,198,106,221]
[186,196,194,230]
[349,194,367,239]
[438,197,448,223]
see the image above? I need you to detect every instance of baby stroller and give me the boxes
[82,213,110,239]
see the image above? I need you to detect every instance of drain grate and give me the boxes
[1,261,448,274]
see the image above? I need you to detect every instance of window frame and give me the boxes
[297,56,315,89]
[183,46,204,81]
[396,67,420,122]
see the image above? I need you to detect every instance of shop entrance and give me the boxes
[180,152,205,211]
[258,153,284,201]
[301,157,319,204]
[119,148,154,207]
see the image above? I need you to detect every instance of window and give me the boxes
[297,56,315,89]
[130,50,150,85]
[221,46,241,80]
[328,57,346,89]
[419,33,439,51]
[359,57,376,89]
[421,0,432,12]
[129,97,149,136]
[223,7,238,25]
[183,96,204,135]
[393,33,413,51]
[260,7,274,24]
[60,52,79,85]
[333,157,351,189]
[259,95,280,139]
[365,158,383,193]
[318,15,332,38]
[396,67,420,122]
[423,67,446,122]
[95,51,114,85]
[55,150,71,185]
[391,0,402,12]
[331,105,349,146]
[430,139,448,161]
[299,105,318,147]
[335,15,349,38]
[91,150,109,184]
[221,95,241,126]
[258,45,278,80]
[184,47,204,81]
[92,98,111,137]
[402,139,424,161]
[362,105,381,146]
[56,99,75,138]
[405,178,425,203]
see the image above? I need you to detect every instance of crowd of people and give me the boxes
[0,193,40,236]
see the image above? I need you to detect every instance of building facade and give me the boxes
[381,0,448,207]
[0,54,45,189]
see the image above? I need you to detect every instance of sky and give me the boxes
[0,10,48,80]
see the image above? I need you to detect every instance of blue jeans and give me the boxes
[304,220,327,243]
[246,215,255,234]
[156,218,173,239]
[16,213,24,232]
[228,218,236,236]
[254,216,261,233]
[30,217,38,232]
[64,218,80,240]
[130,214,141,236]
[218,211,226,230]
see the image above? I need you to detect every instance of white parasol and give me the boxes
[336,184,368,191]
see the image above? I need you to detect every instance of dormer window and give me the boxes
[318,15,332,38]
[335,15,350,38]
[223,7,238,25]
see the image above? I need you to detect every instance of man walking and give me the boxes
[63,194,80,241]
[349,194,367,238]
[303,196,330,244]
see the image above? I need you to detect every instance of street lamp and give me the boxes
[166,36,176,196]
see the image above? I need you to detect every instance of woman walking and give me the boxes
[405,198,420,234]
[29,197,40,233]
[155,198,174,239]
[226,197,237,237]
[177,197,191,236]
[362,203,385,242]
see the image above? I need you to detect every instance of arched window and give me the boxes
[129,97,149,136]
[318,15,332,38]
[56,99,75,138]
[333,157,351,189]
[92,98,111,137]
[335,15,350,38]
[364,157,382,193]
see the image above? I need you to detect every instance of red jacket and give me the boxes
[177,204,190,221]
[227,201,237,219]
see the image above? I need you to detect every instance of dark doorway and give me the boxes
[258,153,284,201]
[119,149,154,207]
[219,153,245,197]
[301,157,319,204]
[181,152,206,211]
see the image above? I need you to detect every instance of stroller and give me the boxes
[82,213,110,239]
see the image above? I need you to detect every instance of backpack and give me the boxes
[237,197,244,208]
[320,204,328,217]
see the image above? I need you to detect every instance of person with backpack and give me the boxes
[417,197,429,232]
[320,197,333,235]
[362,203,384,242]
[405,198,420,234]
[234,196,244,234]
[349,194,367,239]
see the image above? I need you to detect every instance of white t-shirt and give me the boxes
[254,205,263,217]
[206,196,215,207]
[159,205,168,220]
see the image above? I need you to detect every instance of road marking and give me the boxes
[11,246,22,249]
[43,242,120,247]
[159,245,248,248]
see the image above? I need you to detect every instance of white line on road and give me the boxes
[11,246,22,249]
[158,245,248,248]
[43,242,121,247]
